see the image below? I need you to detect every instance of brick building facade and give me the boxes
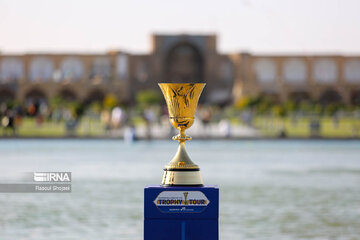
[0,34,359,106]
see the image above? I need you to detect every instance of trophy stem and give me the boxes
[172,128,192,142]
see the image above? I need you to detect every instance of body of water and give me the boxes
[0,139,359,240]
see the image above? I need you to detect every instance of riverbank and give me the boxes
[0,135,359,140]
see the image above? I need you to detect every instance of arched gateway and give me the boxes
[319,89,343,105]
[165,43,204,83]
[58,89,77,102]
[0,88,15,103]
[84,89,105,104]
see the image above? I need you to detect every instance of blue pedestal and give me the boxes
[144,185,219,240]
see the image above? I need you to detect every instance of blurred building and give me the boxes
[0,33,360,106]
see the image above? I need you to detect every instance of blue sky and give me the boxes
[0,0,359,54]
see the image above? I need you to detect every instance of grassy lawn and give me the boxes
[254,117,360,138]
[17,118,65,137]
[15,117,106,137]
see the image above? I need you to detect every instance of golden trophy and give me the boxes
[159,83,206,186]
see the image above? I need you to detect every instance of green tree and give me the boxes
[253,96,274,114]
[103,93,118,109]
[234,96,250,110]
[284,100,297,114]
[70,102,85,119]
[50,96,65,109]
[272,105,286,117]
[136,90,163,107]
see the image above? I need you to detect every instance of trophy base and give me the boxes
[161,169,204,186]
[144,185,219,240]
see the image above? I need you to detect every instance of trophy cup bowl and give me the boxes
[159,83,206,186]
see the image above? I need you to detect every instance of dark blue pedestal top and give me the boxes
[144,185,219,240]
